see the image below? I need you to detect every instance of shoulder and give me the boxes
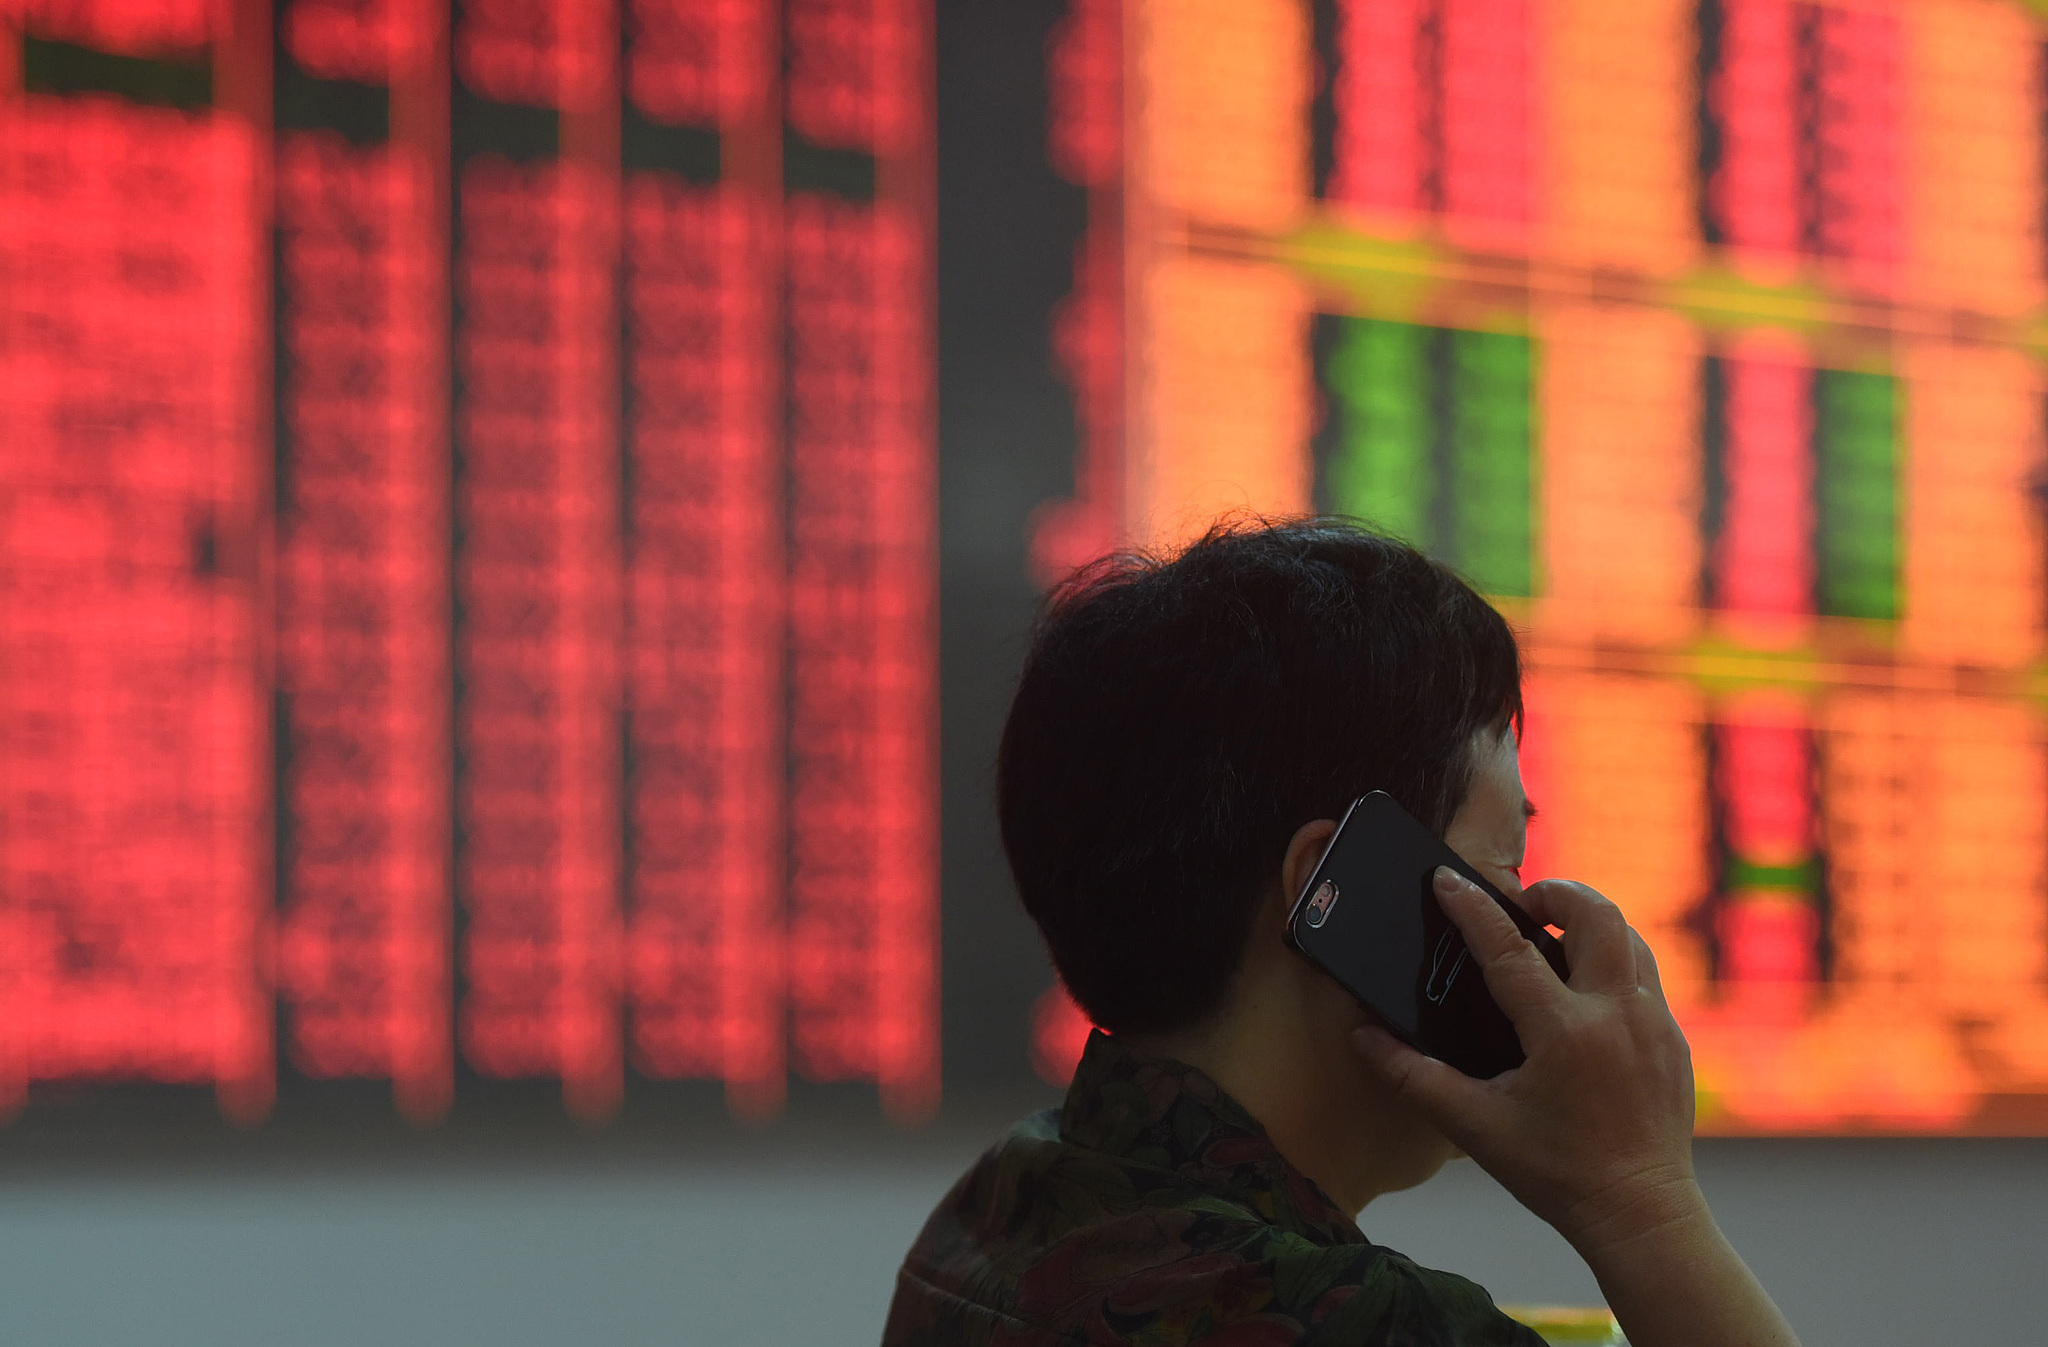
[888,1117,1541,1347]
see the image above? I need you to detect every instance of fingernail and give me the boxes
[1432,866,1468,896]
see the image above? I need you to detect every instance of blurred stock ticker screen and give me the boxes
[4,0,2048,1140]
[1024,0,2048,1135]
[0,0,935,1125]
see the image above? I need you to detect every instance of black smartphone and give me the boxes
[1284,791,1569,1079]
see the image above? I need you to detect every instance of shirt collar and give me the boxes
[1057,1028,1364,1245]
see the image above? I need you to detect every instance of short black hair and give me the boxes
[998,518,1523,1036]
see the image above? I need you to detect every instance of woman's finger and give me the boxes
[1630,928,1665,996]
[1516,879,1636,994]
[1434,869,1567,1026]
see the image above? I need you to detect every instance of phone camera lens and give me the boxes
[1304,880,1339,929]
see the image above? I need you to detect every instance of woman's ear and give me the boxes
[1279,818,1340,922]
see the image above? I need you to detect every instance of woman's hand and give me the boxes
[1351,868,1700,1254]
[1349,867,1801,1347]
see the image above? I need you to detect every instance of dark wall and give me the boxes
[934,0,1087,1100]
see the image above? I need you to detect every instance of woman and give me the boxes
[884,519,1799,1347]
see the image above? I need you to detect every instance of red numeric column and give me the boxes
[0,3,272,1118]
[784,0,938,1119]
[273,0,453,1120]
[1708,0,1802,269]
[1331,0,1429,222]
[454,0,623,1120]
[1331,0,1531,247]
[1438,0,1532,251]
[1710,337,1821,1020]
[1715,344,1813,627]
[620,0,786,1115]
[1809,4,1901,296]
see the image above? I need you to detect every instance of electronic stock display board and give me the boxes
[7,0,2048,1139]
[0,0,934,1125]
[1030,0,2048,1133]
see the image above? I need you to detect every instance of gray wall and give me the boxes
[0,1129,2038,1344]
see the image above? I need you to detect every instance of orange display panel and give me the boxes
[0,0,935,1123]
[1126,0,1312,547]
[1034,0,2048,1133]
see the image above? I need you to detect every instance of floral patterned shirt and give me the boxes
[883,1030,1547,1346]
